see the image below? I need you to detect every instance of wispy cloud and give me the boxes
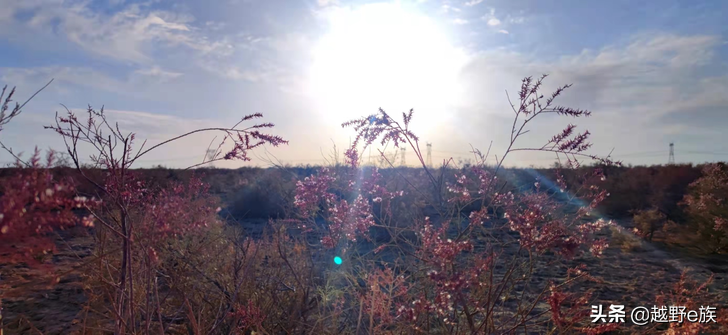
[464,0,484,7]
[441,4,461,13]
[0,0,233,64]
[133,67,184,82]
[0,66,127,95]
[481,7,504,30]
[317,0,340,7]
[487,18,501,26]
[453,18,469,25]
[452,33,727,164]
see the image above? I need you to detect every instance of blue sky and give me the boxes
[1,0,727,168]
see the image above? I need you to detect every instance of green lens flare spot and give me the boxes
[334,256,343,265]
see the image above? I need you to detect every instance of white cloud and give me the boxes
[0,66,127,94]
[317,0,340,7]
[201,64,268,82]
[464,0,484,6]
[481,7,503,29]
[453,18,469,25]
[0,0,233,64]
[497,29,509,34]
[441,5,461,13]
[1,65,186,104]
[133,66,183,82]
[451,34,728,165]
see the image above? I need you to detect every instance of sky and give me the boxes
[1,0,727,168]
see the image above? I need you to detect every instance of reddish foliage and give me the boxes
[0,150,95,263]
[362,266,409,329]
[681,163,728,252]
[143,176,220,237]
[229,300,266,333]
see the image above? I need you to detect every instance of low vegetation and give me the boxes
[1,77,727,334]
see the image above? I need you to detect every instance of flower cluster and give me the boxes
[342,108,419,150]
[362,267,409,328]
[0,150,98,262]
[293,168,337,218]
[361,167,403,201]
[418,219,474,268]
[344,148,359,169]
[447,174,472,203]
[229,300,266,333]
[413,218,494,321]
[322,195,375,247]
[447,168,498,205]
[143,177,220,238]
[502,191,612,258]
[294,168,380,248]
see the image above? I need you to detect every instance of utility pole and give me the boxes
[400,147,406,166]
[668,142,675,165]
[426,142,433,167]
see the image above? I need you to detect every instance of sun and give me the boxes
[309,3,468,133]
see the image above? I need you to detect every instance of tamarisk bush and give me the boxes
[681,163,728,253]
[1,83,97,334]
[284,75,624,333]
[3,76,726,334]
[42,106,286,333]
[0,82,92,262]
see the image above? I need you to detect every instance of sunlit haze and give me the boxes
[310,3,468,134]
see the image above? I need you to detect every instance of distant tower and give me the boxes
[668,143,675,165]
[400,147,406,166]
[426,142,433,167]
[206,149,216,168]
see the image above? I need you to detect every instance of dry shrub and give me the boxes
[609,226,643,253]
[4,77,725,335]
[681,163,728,254]
[42,105,287,334]
[280,75,623,334]
[0,82,97,332]
[632,208,667,241]
[639,271,728,334]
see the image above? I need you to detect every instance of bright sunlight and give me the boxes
[309,3,468,132]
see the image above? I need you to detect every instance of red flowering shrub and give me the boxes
[1,84,93,261]
[293,166,402,249]
[681,163,728,253]
[5,76,724,335]
[639,271,728,334]
[0,150,96,262]
[281,75,624,334]
[0,82,99,334]
[41,105,286,333]
[229,300,266,333]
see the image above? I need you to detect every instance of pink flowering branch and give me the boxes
[40,104,285,334]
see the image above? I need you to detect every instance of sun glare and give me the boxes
[309,3,468,133]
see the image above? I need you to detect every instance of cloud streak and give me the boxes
[448,33,728,165]
[1,0,233,64]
